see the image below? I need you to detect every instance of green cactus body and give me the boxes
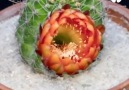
[16,0,104,73]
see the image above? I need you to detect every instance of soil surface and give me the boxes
[0,15,129,90]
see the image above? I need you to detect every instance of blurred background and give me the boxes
[0,0,129,10]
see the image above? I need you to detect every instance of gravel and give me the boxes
[0,15,129,90]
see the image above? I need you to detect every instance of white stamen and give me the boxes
[52,42,80,61]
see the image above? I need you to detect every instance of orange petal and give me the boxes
[68,14,77,19]
[56,66,64,75]
[58,18,67,25]
[48,53,60,66]
[96,25,105,34]
[50,11,60,24]
[40,23,51,43]
[49,21,59,36]
[86,22,95,46]
[78,58,90,70]
[50,64,62,72]
[93,29,102,47]
[74,11,86,19]
[86,16,94,26]
[43,33,53,44]
[88,36,94,46]
[96,30,102,46]
[40,44,51,58]
[61,57,73,66]
[86,21,94,32]
[92,49,99,60]
[64,63,79,74]
[60,9,75,19]
[85,47,96,58]
[75,19,85,26]
[78,44,90,56]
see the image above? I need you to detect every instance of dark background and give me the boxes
[0,0,129,10]
[119,0,129,8]
[0,0,23,10]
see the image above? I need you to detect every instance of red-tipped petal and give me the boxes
[62,4,71,9]
[96,25,105,34]
[83,10,90,15]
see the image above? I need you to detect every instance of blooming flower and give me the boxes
[36,4,104,75]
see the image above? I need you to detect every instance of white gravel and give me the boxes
[0,15,129,90]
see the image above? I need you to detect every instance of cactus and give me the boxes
[15,0,104,74]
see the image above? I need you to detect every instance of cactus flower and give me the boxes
[36,4,104,75]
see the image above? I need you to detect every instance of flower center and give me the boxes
[52,24,83,60]
[53,24,82,46]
